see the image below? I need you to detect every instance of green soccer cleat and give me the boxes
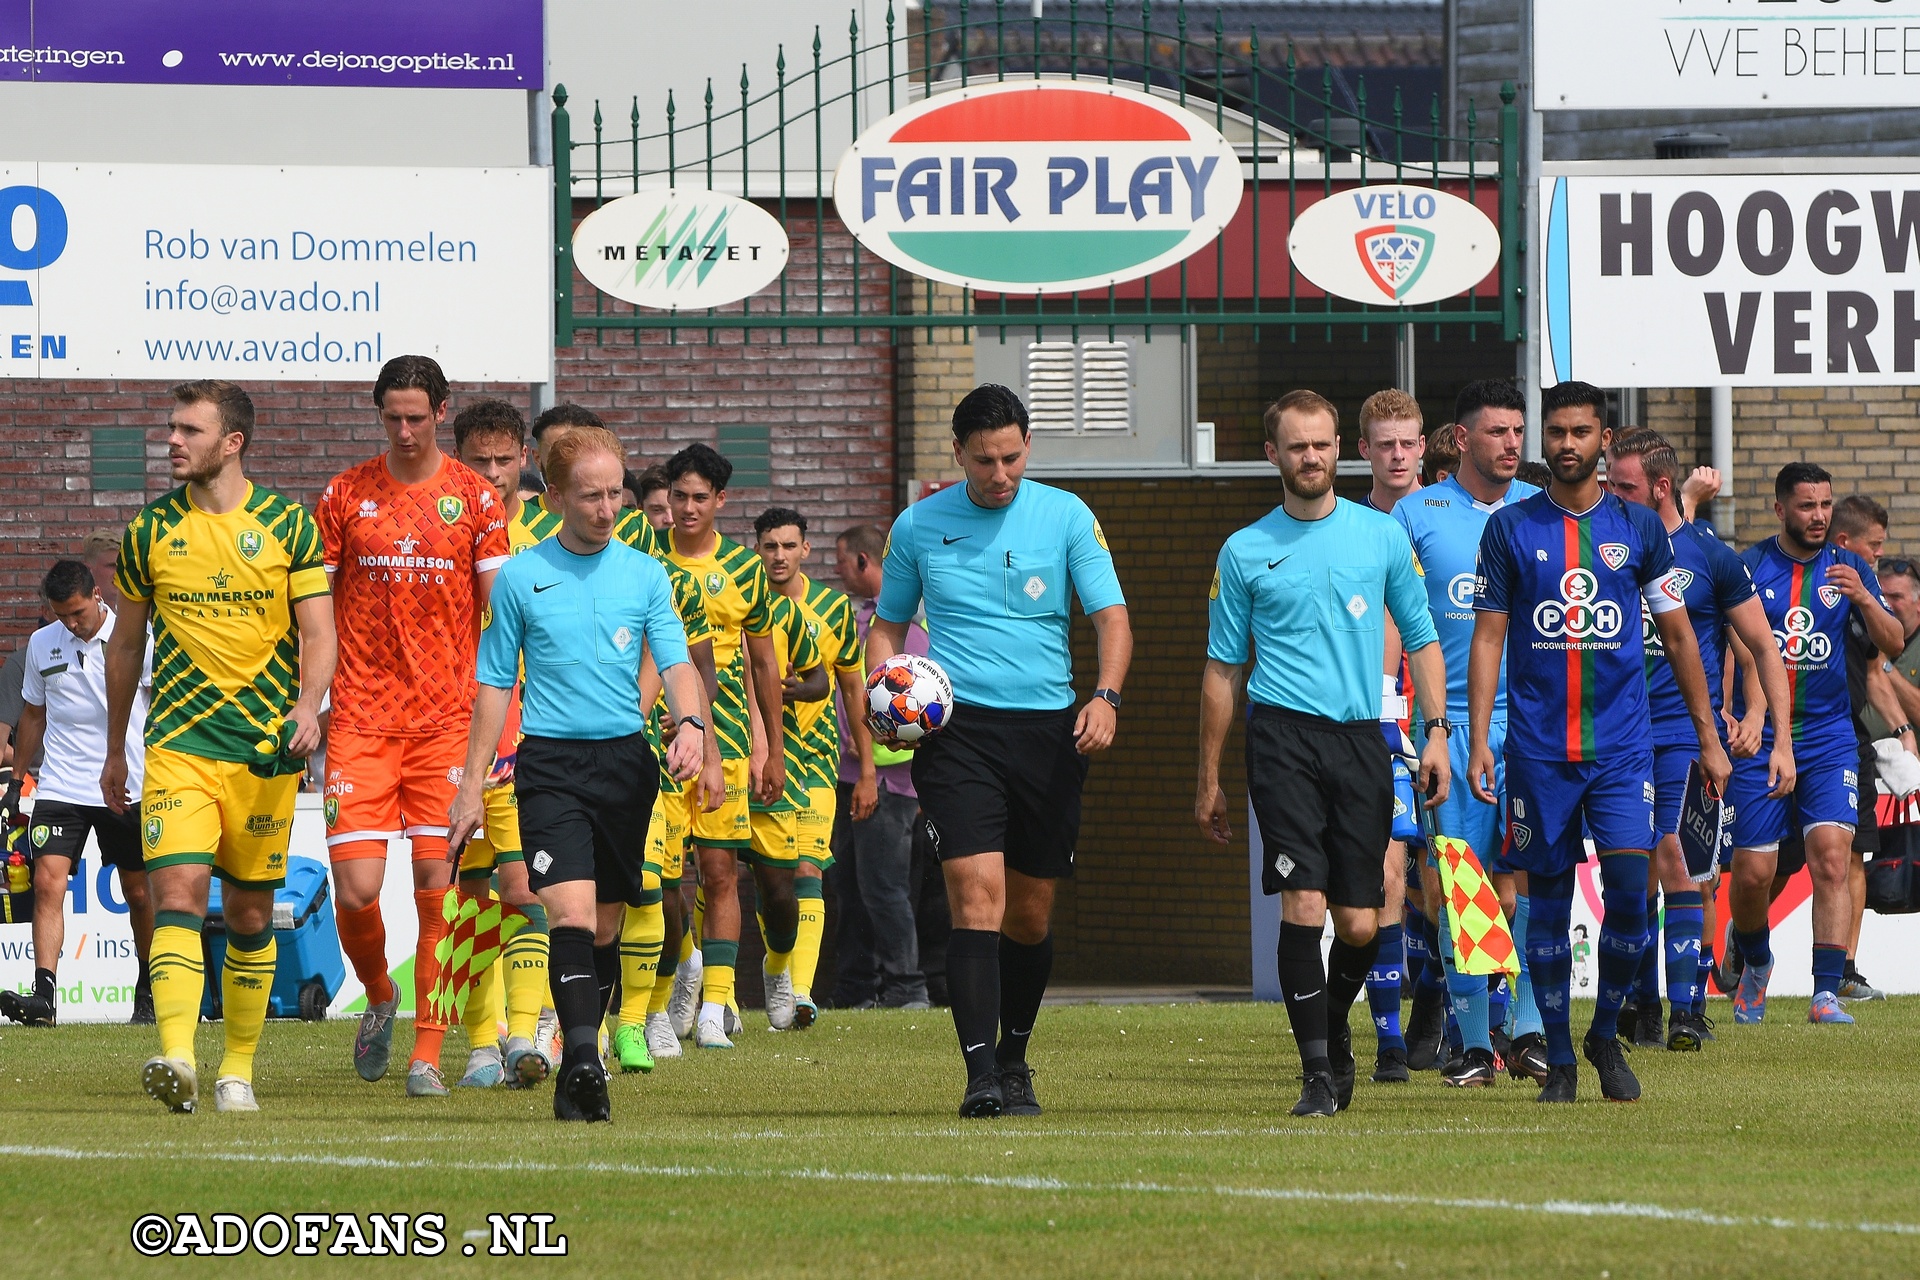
[614,1022,655,1073]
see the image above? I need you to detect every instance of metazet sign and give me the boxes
[0,161,548,380]
[573,189,790,311]
[1535,0,1920,112]
[1541,172,1920,387]
[834,81,1244,294]
[1287,184,1500,307]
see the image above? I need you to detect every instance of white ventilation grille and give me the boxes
[1023,337,1133,434]
[1025,341,1079,430]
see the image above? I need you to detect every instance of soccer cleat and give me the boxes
[1506,1032,1551,1084]
[724,1003,743,1037]
[406,1061,450,1098]
[1371,1045,1410,1084]
[1732,957,1774,1024]
[457,1046,505,1088]
[959,1071,1005,1118]
[695,1010,734,1050]
[668,952,703,1039]
[1535,1062,1578,1103]
[644,1012,682,1061]
[764,965,796,1031]
[1405,986,1445,1070]
[1582,1033,1641,1102]
[1808,993,1856,1025]
[998,1063,1042,1116]
[792,995,818,1029]
[353,994,400,1082]
[1632,1000,1666,1050]
[1442,1046,1498,1088]
[142,1056,198,1113]
[1290,1071,1339,1118]
[1329,1023,1357,1111]
[1717,922,1744,996]
[213,1076,260,1113]
[1839,970,1887,1001]
[129,987,155,1025]
[1667,1009,1711,1052]
[613,1022,655,1073]
[556,1060,611,1123]
[0,991,54,1026]
[1490,1025,1513,1067]
[504,1036,550,1089]
[535,1007,561,1062]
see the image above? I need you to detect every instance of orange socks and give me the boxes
[336,901,395,1007]
[410,885,450,1068]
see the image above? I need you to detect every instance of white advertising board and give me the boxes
[1541,171,1920,388]
[0,162,549,380]
[573,189,790,310]
[1287,184,1501,307]
[1535,0,1920,112]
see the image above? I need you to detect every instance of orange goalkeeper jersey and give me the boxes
[318,452,510,737]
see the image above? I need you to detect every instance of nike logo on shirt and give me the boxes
[533,582,560,593]
[1268,557,1291,571]
[943,535,971,545]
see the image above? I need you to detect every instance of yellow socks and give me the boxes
[464,952,503,1048]
[149,914,206,1065]
[618,896,664,1027]
[792,874,826,999]
[502,902,548,1043]
[218,928,277,1083]
[700,939,738,1016]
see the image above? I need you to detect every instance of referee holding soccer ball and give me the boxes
[867,384,1132,1119]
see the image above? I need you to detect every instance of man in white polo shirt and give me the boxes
[0,560,152,1027]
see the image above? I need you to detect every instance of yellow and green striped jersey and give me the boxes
[116,483,329,764]
[748,592,823,812]
[666,529,772,761]
[510,499,563,554]
[792,575,862,790]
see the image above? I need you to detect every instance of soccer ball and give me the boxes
[865,654,954,744]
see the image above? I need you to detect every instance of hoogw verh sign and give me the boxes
[1286,184,1501,308]
[833,81,1243,294]
[573,190,790,311]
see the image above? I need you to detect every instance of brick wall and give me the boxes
[894,279,972,498]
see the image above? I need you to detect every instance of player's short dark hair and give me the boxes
[1262,389,1340,445]
[1421,423,1460,485]
[665,442,732,491]
[531,402,604,441]
[518,467,545,495]
[837,523,885,559]
[1608,428,1680,491]
[952,383,1029,444]
[1880,557,1920,592]
[1834,493,1890,539]
[637,465,670,499]
[372,354,449,410]
[621,469,645,499]
[1776,461,1833,500]
[42,559,95,603]
[451,398,525,451]
[754,507,808,540]
[1454,378,1525,427]
[1540,380,1608,421]
[172,379,255,454]
[1515,460,1553,489]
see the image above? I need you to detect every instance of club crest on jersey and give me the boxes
[705,572,724,596]
[236,530,262,560]
[1510,822,1532,851]
[1818,584,1843,609]
[323,796,339,827]
[1598,542,1629,571]
[437,496,464,525]
[144,816,163,846]
[30,825,48,848]
[1671,568,1695,592]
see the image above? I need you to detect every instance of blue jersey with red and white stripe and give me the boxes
[1476,491,1683,763]
[1733,537,1883,758]
[1644,519,1756,748]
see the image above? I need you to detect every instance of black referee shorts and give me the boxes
[1246,703,1393,908]
[30,800,143,872]
[515,731,659,906]
[912,704,1088,880]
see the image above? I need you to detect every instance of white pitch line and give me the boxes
[4,1143,1916,1238]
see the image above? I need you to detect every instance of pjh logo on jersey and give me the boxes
[1818,584,1844,609]
[1532,567,1624,640]
[1775,606,1833,665]
[1447,572,1478,611]
[834,81,1243,294]
[1598,542,1629,571]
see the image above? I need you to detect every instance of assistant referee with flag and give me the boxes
[1196,390,1449,1118]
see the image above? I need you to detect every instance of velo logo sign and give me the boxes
[1533,568,1625,641]
[1287,184,1500,307]
[1776,607,1832,666]
[573,189,790,311]
[833,81,1243,294]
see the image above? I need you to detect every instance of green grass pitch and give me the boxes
[6,999,1919,1277]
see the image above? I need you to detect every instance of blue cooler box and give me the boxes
[202,856,345,1021]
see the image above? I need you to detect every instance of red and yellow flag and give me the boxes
[1432,835,1520,976]
[427,888,527,1026]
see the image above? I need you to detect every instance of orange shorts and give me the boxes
[324,725,467,861]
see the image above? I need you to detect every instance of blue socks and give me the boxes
[1437,901,1492,1053]
[1664,891,1704,1012]
[1633,890,1662,1005]
[1525,871,1577,1067]
[1366,922,1406,1051]
[1592,853,1651,1041]
[1812,943,1846,999]
[1488,975,1510,1034]
[1405,904,1447,994]
[1509,894,1544,1038]
[1735,925,1772,970]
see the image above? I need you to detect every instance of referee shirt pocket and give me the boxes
[525,605,580,667]
[593,599,643,665]
[1330,567,1382,633]
[1251,569,1316,634]
[1005,554,1068,618]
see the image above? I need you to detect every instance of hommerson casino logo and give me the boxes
[834,81,1243,294]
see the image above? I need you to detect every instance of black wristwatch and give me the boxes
[1425,717,1453,740]
[1093,688,1122,709]
[679,715,707,733]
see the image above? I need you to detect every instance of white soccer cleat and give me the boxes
[503,1035,550,1089]
[645,1012,683,1060]
[764,966,796,1030]
[669,951,703,1039]
[457,1045,505,1088]
[212,1075,259,1113]
[142,1056,198,1114]
[695,1010,734,1050]
[724,1002,743,1037]
[535,1006,561,1063]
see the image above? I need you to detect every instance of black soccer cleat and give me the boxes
[0,991,54,1026]
[1329,1023,1356,1111]
[998,1063,1042,1117]
[1632,1000,1666,1050]
[1536,1062,1578,1103]
[1506,1031,1551,1084]
[1291,1071,1339,1118]
[129,987,155,1026]
[1490,1025,1513,1069]
[1371,1045,1410,1084]
[1441,1046,1498,1088]
[959,1071,1004,1119]
[555,1060,611,1123]
[1582,1033,1641,1103]
[1668,1008,1710,1053]
[1405,986,1446,1070]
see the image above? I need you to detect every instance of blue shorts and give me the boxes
[1651,742,1694,839]
[1504,749,1656,875]
[1727,744,1859,852]
[1432,720,1510,874]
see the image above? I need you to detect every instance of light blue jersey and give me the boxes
[478,536,691,740]
[1392,474,1539,721]
[1209,498,1437,722]
[877,478,1125,711]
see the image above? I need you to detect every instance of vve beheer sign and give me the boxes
[1286,184,1501,308]
[833,81,1244,294]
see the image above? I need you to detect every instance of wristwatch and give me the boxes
[1093,688,1122,709]
[1425,717,1453,739]
[679,715,707,733]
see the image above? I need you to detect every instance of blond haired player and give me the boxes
[104,379,337,1114]
[317,355,510,1098]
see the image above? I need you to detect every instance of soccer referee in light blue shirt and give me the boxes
[448,427,707,1125]
[870,383,1132,1121]
[1197,389,1450,1119]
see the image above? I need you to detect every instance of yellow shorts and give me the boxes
[141,745,300,889]
[796,784,836,869]
[749,805,797,868]
[458,785,524,878]
[644,790,689,882]
[690,755,750,849]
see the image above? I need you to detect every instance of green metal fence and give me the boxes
[551,1,1520,347]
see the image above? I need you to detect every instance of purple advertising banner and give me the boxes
[0,0,541,89]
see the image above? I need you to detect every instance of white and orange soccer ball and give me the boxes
[864,654,954,745]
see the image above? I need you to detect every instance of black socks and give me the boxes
[947,929,1001,1080]
[997,933,1053,1067]
[548,927,602,1072]
[1276,921,1330,1074]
